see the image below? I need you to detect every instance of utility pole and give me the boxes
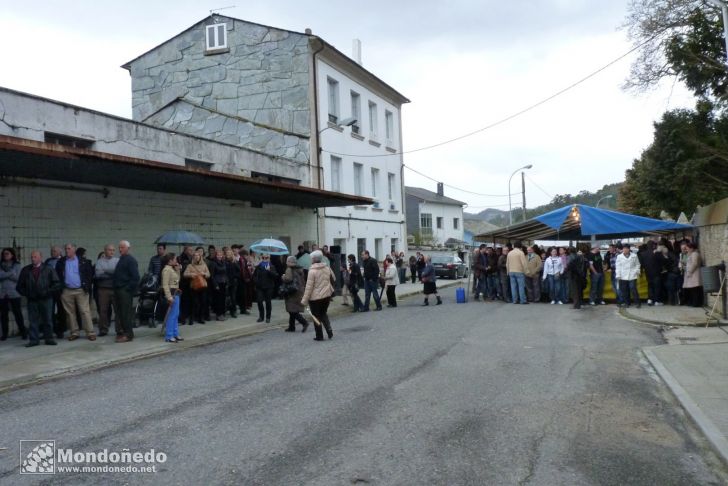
[521,171,527,222]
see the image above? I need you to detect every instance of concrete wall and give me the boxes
[695,197,728,316]
[128,16,311,164]
[0,180,316,266]
[0,87,308,183]
[406,199,464,246]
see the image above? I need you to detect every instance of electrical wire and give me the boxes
[403,164,515,197]
[321,33,659,160]
[524,173,553,200]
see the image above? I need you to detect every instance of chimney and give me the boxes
[352,39,362,65]
[305,28,312,35]
[437,182,444,197]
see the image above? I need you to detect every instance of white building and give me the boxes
[122,15,409,259]
[316,43,409,259]
[405,184,466,247]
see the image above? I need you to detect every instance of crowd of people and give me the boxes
[0,237,705,348]
[471,238,704,309]
[0,241,426,347]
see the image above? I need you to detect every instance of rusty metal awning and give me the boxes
[0,135,372,208]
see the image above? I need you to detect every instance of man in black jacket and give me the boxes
[113,240,140,343]
[56,243,96,341]
[253,254,278,323]
[17,250,62,347]
[361,250,382,312]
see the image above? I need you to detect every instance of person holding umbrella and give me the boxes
[253,254,278,323]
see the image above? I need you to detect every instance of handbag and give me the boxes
[190,273,207,290]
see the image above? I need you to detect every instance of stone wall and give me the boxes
[695,197,728,316]
[128,16,312,164]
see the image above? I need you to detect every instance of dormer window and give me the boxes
[206,23,227,51]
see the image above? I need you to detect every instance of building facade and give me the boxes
[0,87,367,265]
[405,185,466,247]
[123,14,409,259]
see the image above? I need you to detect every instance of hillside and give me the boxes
[465,182,623,228]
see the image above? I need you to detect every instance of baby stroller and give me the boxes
[135,273,160,328]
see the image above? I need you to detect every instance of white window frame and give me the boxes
[420,213,432,229]
[371,168,379,198]
[353,162,363,196]
[453,218,459,230]
[327,77,340,124]
[350,91,361,134]
[436,216,443,229]
[330,155,342,193]
[368,101,378,140]
[206,23,228,51]
[385,110,394,146]
[387,172,395,201]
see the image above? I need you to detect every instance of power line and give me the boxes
[403,164,514,197]
[321,33,658,160]
[524,173,553,200]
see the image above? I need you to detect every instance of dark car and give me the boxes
[431,255,468,279]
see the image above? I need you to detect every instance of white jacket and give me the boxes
[542,256,563,280]
[384,265,398,287]
[615,252,641,281]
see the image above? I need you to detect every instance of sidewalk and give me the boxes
[0,278,464,393]
[633,306,728,466]
[620,304,726,327]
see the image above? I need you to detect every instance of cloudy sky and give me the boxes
[0,1,696,210]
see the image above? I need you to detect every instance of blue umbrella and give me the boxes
[250,238,289,256]
[154,230,205,246]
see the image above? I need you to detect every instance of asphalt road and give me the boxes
[1,293,727,485]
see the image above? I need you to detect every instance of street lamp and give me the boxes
[595,195,613,208]
[708,0,728,70]
[508,164,533,226]
[319,117,358,134]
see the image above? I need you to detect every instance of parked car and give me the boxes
[431,255,468,279]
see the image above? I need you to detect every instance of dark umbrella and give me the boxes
[154,230,205,246]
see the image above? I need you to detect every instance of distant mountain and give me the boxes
[464,182,624,228]
[464,208,507,223]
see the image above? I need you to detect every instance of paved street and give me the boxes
[1,293,727,485]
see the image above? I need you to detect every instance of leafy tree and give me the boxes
[620,102,728,216]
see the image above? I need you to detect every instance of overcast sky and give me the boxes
[0,1,696,211]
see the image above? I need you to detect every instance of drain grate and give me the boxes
[677,337,698,341]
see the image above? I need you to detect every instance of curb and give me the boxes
[642,347,728,468]
[0,280,465,394]
[618,307,721,328]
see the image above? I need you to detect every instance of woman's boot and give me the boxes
[436,296,442,305]
[313,324,324,341]
[422,299,429,306]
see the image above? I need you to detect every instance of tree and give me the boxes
[624,0,728,106]
[620,103,728,216]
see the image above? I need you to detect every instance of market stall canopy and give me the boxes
[476,204,694,243]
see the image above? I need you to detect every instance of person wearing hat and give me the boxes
[588,246,606,306]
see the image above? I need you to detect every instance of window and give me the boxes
[371,168,379,198]
[44,132,94,149]
[388,173,395,200]
[350,91,361,134]
[391,238,398,253]
[453,218,459,230]
[185,158,213,171]
[436,217,443,229]
[368,101,378,139]
[385,110,394,145]
[250,171,300,185]
[420,213,432,229]
[330,156,342,192]
[375,238,383,260]
[353,163,363,196]
[327,77,339,124]
[206,23,227,51]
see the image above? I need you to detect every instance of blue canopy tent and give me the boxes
[476,204,694,243]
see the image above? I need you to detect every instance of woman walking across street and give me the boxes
[408,255,417,284]
[161,254,183,343]
[420,255,442,306]
[384,256,398,307]
[682,242,703,307]
[282,256,308,332]
[0,247,27,340]
[183,250,210,325]
[301,251,335,341]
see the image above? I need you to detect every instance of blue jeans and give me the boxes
[363,279,381,310]
[476,275,487,296]
[546,275,561,302]
[165,294,180,340]
[487,274,499,298]
[560,276,570,303]
[589,273,604,303]
[509,272,527,304]
[619,279,640,306]
[611,274,622,304]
